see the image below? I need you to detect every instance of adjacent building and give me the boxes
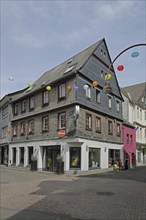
[121,82,146,166]
[1,38,125,174]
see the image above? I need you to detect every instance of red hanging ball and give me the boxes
[117,65,124,71]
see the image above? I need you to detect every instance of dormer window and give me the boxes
[22,100,26,112]
[14,103,18,115]
[86,86,91,99]
[29,97,35,110]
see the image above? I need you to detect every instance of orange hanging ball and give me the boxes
[67,86,72,91]
[92,81,98,87]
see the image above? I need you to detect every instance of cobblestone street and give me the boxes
[0,166,146,220]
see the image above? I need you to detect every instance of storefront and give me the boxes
[89,148,100,169]
[108,149,120,166]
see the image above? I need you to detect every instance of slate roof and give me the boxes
[121,82,146,104]
[12,38,103,101]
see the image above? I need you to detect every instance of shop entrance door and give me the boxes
[12,148,16,165]
[46,146,60,172]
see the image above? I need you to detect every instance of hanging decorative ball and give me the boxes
[8,76,14,81]
[131,51,139,58]
[83,85,89,90]
[73,85,78,91]
[67,85,72,91]
[46,85,52,91]
[92,81,98,87]
[117,65,124,71]
[28,83,34,87]
[105,73,111,80]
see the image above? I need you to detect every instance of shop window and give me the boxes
[85,113,92,130]
[58,83,66,100]
[108,149,120,166]
[58,112,66,129]
[89,148,100,169]
[70,147,81,169]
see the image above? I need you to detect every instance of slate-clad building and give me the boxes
[7,38,124,174]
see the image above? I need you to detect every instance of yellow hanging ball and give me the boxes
[105,73,111,80]
[46,86,52,91]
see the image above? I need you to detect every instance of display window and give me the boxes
[89,148,100,168]
[70,147,81,169]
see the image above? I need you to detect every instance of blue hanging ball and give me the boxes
[131,51,139,58]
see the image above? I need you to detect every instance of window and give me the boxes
[14,103,18,115]
[21,122,25,135]
[64,65,74,74]
[58,83,66,100]
[109,149,120,166]
[29,97,35,110]
[2,106,8,119]
[85,113,92,130]
[116,100,120,112]
[101,69,104,79]
[96,90,101,103]
[2,127,7,138]
[89,148,100,168]
[22,100,26,112]
[13,124,18,136]
[42,116,49,131]
[137,107,139,118]
[127,134,129,144]
[43,91,49,105]
[58,112,66,129]
[117,123,121,136]
[140,109,142,120]
[108,120,113,134]
[86,86,91,99]
[130,135,133,144]
[95,117,101,132]
[28,120,34,134]
[70,147,81,169]
[108,96,112,109]
[139,128,142,139]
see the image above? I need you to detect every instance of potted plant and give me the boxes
[56,154,64,174]
[30,155,37,171]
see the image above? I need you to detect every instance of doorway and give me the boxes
[12,148,16,165]
[19,147,24,166]
[28,147,33,165]
[45,146,61,172]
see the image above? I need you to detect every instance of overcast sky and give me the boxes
[0,0,146,99]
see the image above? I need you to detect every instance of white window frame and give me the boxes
[86,113,92,129]
[96,90,101,103]
[28,120,34,133]
[42,116,49,131]
[116,100,120,112]
[95,117,101,132]
[22,100,26,112]
[108,96,112,109]
[43,91,49,104]
[59,84,66,99]
[86,86,91,99]
[14,103,18,114]
[58,113,66,129]
[30,97,35,109]
[21,122,25,135]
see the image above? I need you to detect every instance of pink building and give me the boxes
[122,122,136,168]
